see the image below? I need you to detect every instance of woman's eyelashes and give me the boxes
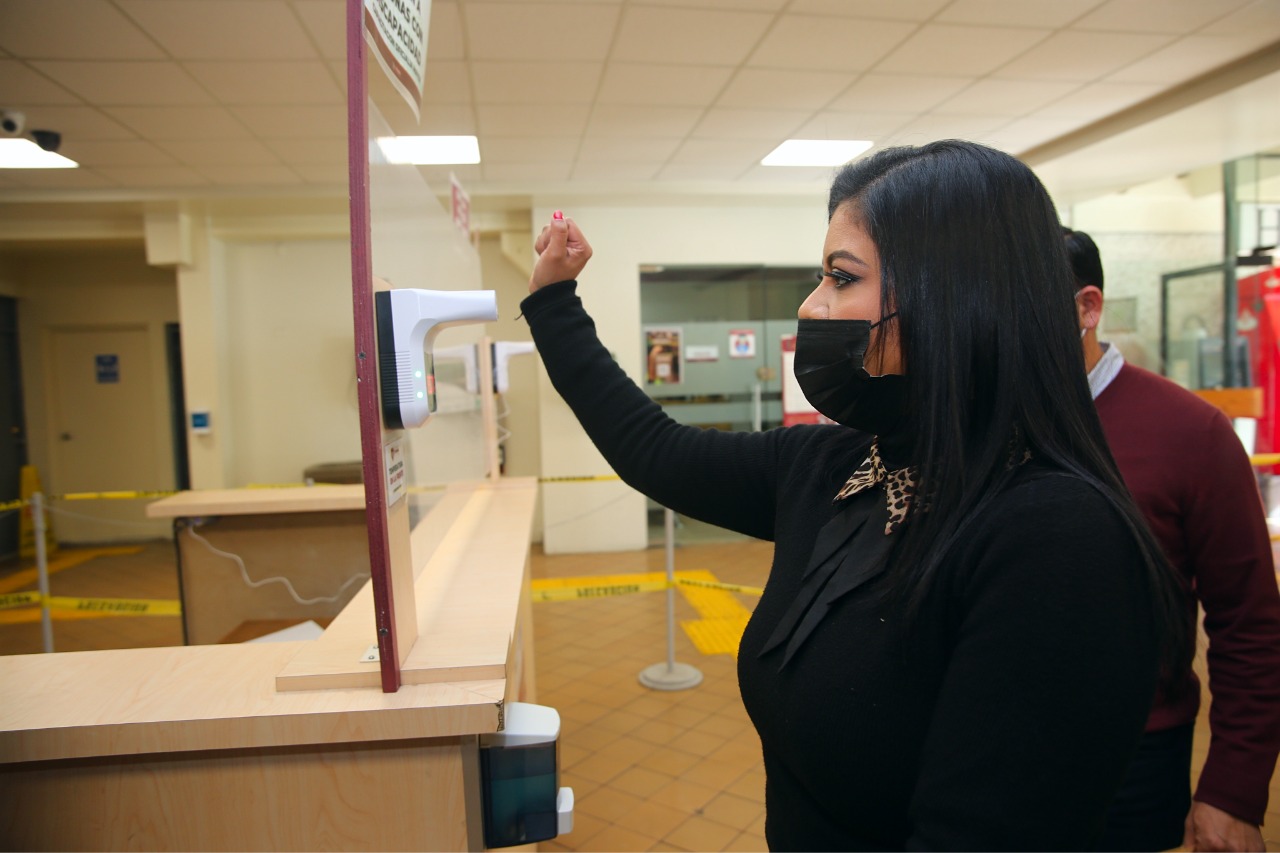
[816,268,860,288]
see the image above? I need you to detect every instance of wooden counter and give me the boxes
[147,485,372,645]
[0,478,539,851]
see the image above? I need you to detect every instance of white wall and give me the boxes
[528,194,828,553]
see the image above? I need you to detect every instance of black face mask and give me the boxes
[794,317,907,436]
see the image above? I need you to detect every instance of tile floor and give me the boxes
[3,527,1280,851]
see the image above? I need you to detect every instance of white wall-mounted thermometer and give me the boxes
[375,288,498,429]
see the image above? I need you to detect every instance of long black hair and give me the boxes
[829,140,1191,676]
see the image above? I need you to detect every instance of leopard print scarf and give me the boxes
[834,441,914,535]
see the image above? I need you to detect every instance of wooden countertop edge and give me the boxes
[146,485,367,518]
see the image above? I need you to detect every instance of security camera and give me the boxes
[1,110,25,137]
[30,130,60,152]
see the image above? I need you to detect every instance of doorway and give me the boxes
[49,325,170,543]
[0,297,27,558]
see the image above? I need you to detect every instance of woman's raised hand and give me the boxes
[530,211,592,293]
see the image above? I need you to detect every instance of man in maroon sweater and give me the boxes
[1067,228,1280,851]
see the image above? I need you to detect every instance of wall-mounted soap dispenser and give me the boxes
[479,702,574,849]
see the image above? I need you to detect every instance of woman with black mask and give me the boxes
[520,140,1191,851]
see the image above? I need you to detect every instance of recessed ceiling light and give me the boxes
[0,139,78,169]
[376,135,480,165]
[761,139,873,167]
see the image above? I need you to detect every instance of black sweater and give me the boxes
[523,281,1160,851]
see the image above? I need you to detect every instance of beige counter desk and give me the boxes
[147,483,370,645]
[0,478,540,851]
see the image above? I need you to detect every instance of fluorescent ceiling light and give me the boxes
[762,139,873,167]
[376,135,480,165]
[0,138,78,169]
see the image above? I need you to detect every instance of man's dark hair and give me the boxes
[1062,226,1104,291]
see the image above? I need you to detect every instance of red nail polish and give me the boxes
[553,210,563,221]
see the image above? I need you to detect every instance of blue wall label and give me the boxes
[95,354,119,384]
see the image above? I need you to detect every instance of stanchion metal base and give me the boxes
[638,662,703,691]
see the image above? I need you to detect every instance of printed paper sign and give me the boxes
[729,329,756,358]
[363,0,430,120]
[685,345,719,362]
[644,327,683,385]
[95,354,119,384]
[384,437,407,506]
[451,173,471,237]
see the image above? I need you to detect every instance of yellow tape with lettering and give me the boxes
[537,475,622,484]
[676,577,764,596]
[0,591,41,610]
[531,572,669,602]
[0,498,24,513]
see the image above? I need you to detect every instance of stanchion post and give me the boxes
[638,507,702,691]
[33,492,53,653]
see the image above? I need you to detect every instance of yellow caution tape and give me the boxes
[54,490,178,501]
[0,593,180,617]
[0,498,24,512]
[0,591,41,610]
[538,475,622,483]
[676,577,764,596]
[1251,454,1280,467]
[531,572,669,602]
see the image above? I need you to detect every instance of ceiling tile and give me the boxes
[1071,0,1253,34]
[423,60,473,104]
[575,137,681,163]
[291,162,347,184]
[470,61,602,104]
[198,164,303,185]
[229,105,345,138]
[292,0,346,61]
[184,61,343,104]
[936,0,1105,28]
[738,163,835,184]
[416,103,478,134]
[482,163,573,182]
[667,138,779,166]
[933,79,1082,116]
[717,68,856,110]
[876,24,1052,76]
[19,107,136,141]
[656,161,755,181]
[993,31,1173,80]
[883,113,1011,145]
[570,162,660,181]
[480,137,582,165]
[1107,32,1280,84]
[427,1,466,61]
[792,112,914,139]
[0,0,165,60]
[1031,80,1163,119]
[157,138,283,167]
[261,138,346,166]
[95,165,208,186]
[748,16,916,72]
[583,105,705,138]
[476,103,590,136]
[640,0,785,9]
[463,3,620,61]
[0,61,81,105]
[61,139,178,166]
[691,108,811,141]
[596,63,734,107]
[108,106,252,140]
[1,168,120,190]
[826,73,974,113]
[30,61,211,105]
[984,116,1083,153]
[611,7,774,66]
[788,0,949,20]
[416,164,481,186]
[1200,1,1280,36]
[117,1,318,60]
